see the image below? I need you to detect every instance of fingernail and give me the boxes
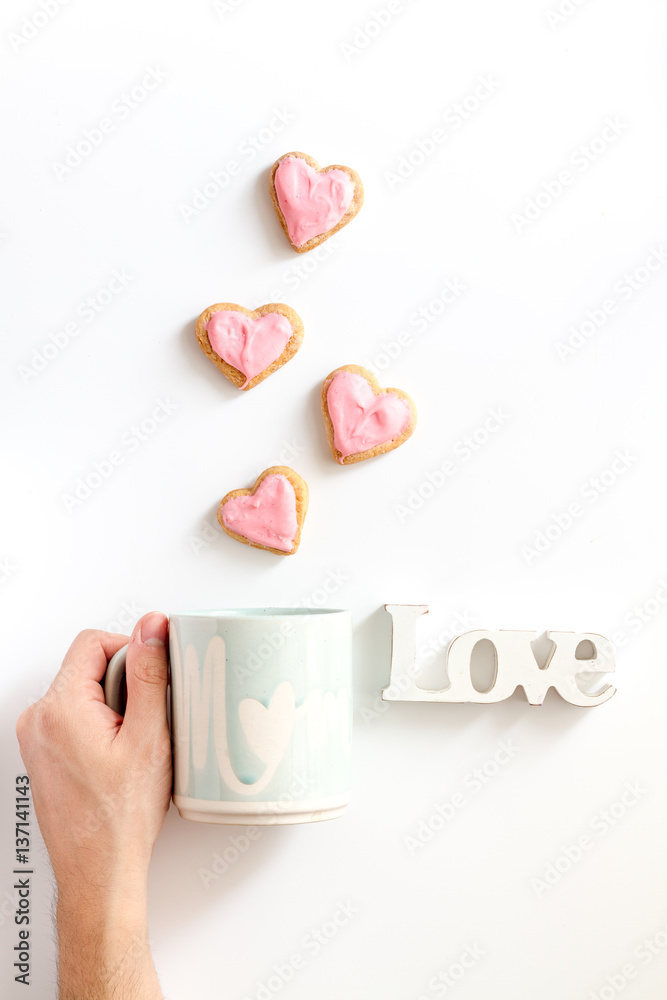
[137,612,167,648]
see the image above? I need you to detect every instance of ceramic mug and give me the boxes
[104,609,353,825]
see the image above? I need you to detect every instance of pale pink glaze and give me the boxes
[221,474,298,552]
[206,310,293,388]
[274,156,354,247]
[327,371,412,462]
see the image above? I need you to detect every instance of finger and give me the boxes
[122,613,169,740]
[49,629,130,699]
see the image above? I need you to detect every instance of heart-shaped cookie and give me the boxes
[321,365,417,465]
[196,302,304,390]
[218,466,308,555]
[270,151,364,253]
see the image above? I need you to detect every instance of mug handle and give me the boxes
[104,644,129,716]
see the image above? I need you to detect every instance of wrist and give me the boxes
[56,866,149,929]
[57,886,160,1000]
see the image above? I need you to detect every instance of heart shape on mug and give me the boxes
[270,151,364,253]
[196,302,304,390]
[321,365,417,465]
[239,681,296,767]
[218,466,308,555]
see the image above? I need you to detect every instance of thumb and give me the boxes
[123,612,169,738]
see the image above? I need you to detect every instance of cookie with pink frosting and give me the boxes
[218,466,308,556]
[196,302,304,390]
[270,151,364,253]
[322,365,417,465]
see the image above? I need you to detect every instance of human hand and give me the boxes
[16,612,171,999]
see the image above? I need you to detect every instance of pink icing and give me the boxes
[206,310,293,388]
[327,371,412,462]
[221,474,298,552]
[274,156,354,247]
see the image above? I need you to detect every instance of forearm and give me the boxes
[56,887,163,1000]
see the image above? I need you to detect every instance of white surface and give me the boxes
[2,1,667,997]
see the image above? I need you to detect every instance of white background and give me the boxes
[2,0,667,997]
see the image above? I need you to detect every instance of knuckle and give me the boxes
[147,734,172,768]
[15,706,33,745]
[77,628,100,643]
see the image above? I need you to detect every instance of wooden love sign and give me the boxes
[382,605,616,707]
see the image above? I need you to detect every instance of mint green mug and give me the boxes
[105,609,353,825]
